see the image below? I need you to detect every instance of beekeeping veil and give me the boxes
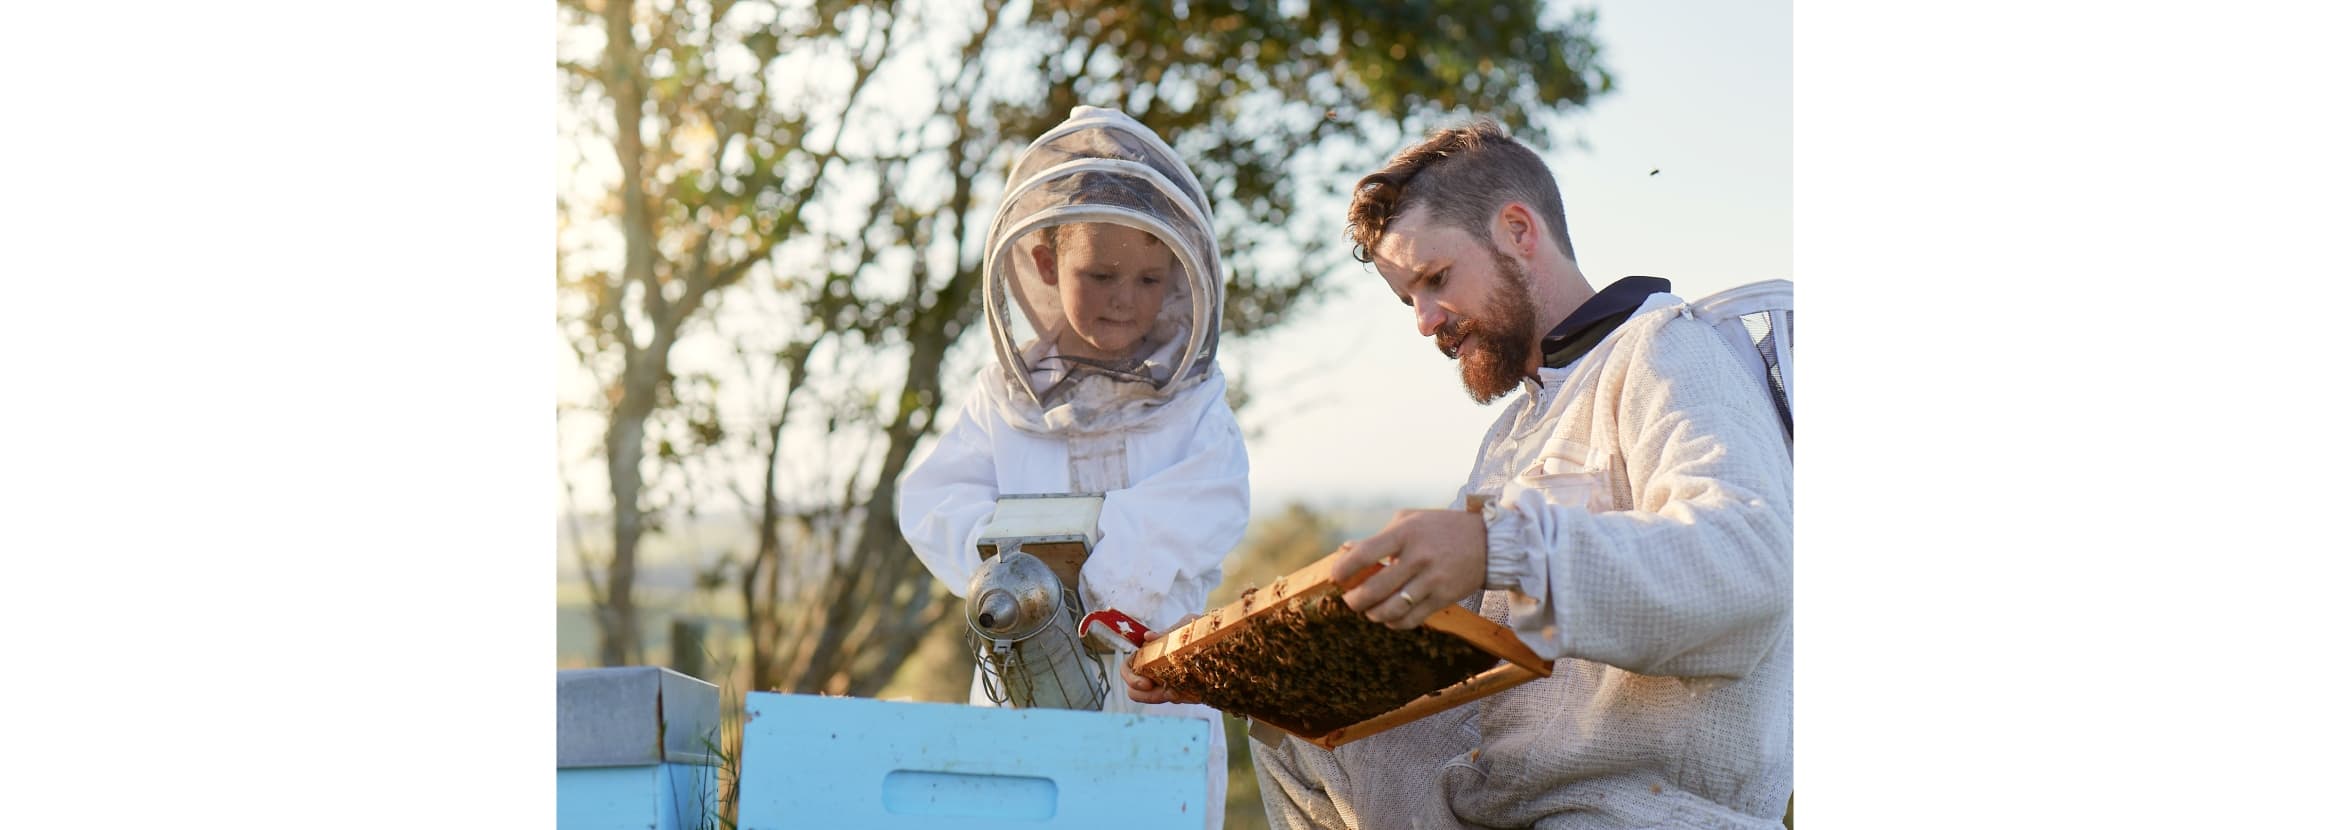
[981,107,1223,433]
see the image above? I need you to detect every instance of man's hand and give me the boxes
[1120,614,1200,705]
[1334,508,1487,630]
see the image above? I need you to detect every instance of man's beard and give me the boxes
[1435,251,1537,405]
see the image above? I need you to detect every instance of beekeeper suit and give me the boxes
[1250,283,1794,829]
[898,106,1246,827]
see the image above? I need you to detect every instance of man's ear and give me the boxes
[1491,202,1542,260]
[1030,243,1058,286]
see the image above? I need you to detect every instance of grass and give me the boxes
[672,645,743,830]
[690,689,741,830]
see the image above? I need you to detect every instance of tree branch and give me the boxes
[560,452,609,612]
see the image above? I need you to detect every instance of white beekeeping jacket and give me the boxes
[897,106,1245,830]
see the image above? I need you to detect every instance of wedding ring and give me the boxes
[1398,590,1416,607]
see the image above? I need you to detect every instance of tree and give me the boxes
[556,0,1613,686]
[557,0,900,666]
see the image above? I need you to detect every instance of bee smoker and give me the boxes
[966,548,1106,709]
[964,494,1111,710]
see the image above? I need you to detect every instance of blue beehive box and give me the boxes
[737,693,1211,829]
[558,667,722,830]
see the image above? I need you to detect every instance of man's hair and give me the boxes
[1346,119,1574,264]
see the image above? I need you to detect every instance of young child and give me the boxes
[896,106,1247,826]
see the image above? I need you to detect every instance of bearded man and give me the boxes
[1241,120,1794,829]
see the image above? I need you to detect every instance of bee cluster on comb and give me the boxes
[1129,549,1552,749]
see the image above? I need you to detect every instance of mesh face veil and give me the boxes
[982,107,1223,410]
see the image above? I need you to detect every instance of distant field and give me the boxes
[555,589,745,668]
[556,510,758,667]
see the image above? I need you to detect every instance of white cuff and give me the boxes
[1483,501,1539,594]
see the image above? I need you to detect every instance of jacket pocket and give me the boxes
[1510,436,1618,513]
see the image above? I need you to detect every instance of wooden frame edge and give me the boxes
[1308,661,1549,750]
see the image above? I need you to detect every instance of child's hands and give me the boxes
[1120,613,1200,705]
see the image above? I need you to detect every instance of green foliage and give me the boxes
[1013,0,1613,337]
[1209,501,1348,609]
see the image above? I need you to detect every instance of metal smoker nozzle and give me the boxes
[973,589,1020,632]
[965,550,1061,641]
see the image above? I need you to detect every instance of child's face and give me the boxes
[1030,223,1177,360]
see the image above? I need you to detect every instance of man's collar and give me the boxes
[1539,276,1672,369]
